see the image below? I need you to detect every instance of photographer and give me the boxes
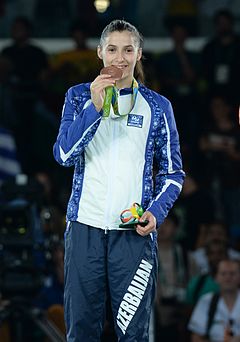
[188,259,240,342]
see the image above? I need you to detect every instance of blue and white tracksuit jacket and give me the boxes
[53,82,185,341]
[53,82,185,229]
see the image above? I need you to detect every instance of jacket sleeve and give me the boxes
[147,98,185,227]
[53,86,102,167]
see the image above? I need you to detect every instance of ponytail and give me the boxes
[135,60,145,84]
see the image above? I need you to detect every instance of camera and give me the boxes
[0,174,45,298]
[0,174,65,342]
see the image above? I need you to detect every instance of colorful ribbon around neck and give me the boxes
[102,78,138,118]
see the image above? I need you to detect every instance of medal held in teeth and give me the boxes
[100,66,139,118]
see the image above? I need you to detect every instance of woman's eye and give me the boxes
[108,47,115,52]
[126,48,133,53]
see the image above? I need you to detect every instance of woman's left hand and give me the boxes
[136,211,157,236]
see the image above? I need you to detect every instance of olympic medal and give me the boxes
[100,65,123,80]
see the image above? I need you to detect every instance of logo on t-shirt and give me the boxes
[127,114,144,128]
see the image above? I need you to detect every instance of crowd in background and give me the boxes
[0,0,240,37]
[0,4,240,342]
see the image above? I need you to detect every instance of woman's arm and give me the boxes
[147,98,185,227]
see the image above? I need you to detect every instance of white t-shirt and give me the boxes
[188,291,240,342]
[77,91,151,229]
[191,248,240,274]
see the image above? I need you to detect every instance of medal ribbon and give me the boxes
[102,78,138,118]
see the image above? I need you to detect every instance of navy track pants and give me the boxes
[64,222,158,342]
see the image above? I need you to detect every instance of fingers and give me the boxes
[90,74,117,112]
[136,211,157,236]
[90,74,117,95]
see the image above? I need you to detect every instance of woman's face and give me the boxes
[98,30,142,87]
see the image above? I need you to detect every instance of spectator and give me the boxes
[1,16,49,174]
[155,21,201,150]
[198,93,240,234]
[154,211,199,341]
[198,0,240,35]
[191,221,240,274]
[1,16,49,98]
[185,240,228,307]
[201,9,240,104]
[48,21,101,112]
[188,259,240,342]
[173,171,216,250]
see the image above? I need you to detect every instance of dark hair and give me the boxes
[99,19,145,84]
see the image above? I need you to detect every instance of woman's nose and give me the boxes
[115,51,124,61]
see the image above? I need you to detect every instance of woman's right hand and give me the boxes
[90,74,116,112]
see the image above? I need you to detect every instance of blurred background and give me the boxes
[0,0,240,341]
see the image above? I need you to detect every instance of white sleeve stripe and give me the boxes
[61,103,66,117]
[155,179,182,201]
[83,99,92,109]
[147,179,183,208]
[59,117,101,162]
[168,169,185,175]
[163,112,173,173]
